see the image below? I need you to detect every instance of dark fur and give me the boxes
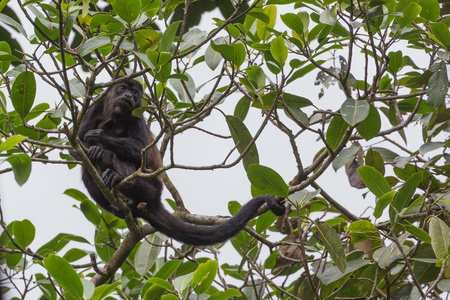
[75,79,285,245]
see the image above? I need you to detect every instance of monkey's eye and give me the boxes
[131,88,138,95]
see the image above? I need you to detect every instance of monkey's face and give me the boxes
[107,80,143,118]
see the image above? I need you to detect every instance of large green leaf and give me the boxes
[326,115,349,150]
[80,200,101,225]
[13,219,35,248]
[316,222,347,272]
[226,115,259,170]
[270,36,288,64]
[357,166,391,198]
[135,234,162,276]
[11,71,36,118]
[280,13,303,35]
[256,5,277,40]
[78,36,111,57]
[397,2,421,28]
[247,164,289,197]
[373,191,396,218]
[43,255,83,300]
[348,220,376,233]
[112,0,141,23]
[159,21,180,52]
[429,216,450,260]
[432,20,450,41]
[209,289,242,300]
[205,37,225,71]
[191,260,218,294]
[392,172,423,212]
[426,60,448,107]
[419,0,440,22]
[6,153,32,186]
[0,135,26,152]
[341,98,370,126]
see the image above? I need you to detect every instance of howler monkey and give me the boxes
[75,79,285,245]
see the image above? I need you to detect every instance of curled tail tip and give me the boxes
[266,195,286,216]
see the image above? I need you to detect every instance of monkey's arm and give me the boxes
[84,129,144,167]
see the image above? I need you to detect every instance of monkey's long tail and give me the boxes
[138,195,285,246]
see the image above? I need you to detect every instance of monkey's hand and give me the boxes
[85,129,108,145]
[87,146,104,166]
[102,169,124,188]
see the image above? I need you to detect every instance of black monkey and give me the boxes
[75,79,285,245]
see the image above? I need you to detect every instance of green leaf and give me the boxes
[321,259,371,285]
[0,135,26,152]
[270,36,288,64]
[92,282,122,300]
[135,29,161,51]
[419,0,440,22]
[405,225,431,244]
[209,289,242,300]
[316,222,347,272]
[0,41,12,73]
[37,233,90,256]
[284,102,309,126]
[430,22,450,48]
[281,13,303,35]
[326,115,349,150]
[247,164,289,197]
[429,216,450,259]
[13,219,35,248]
[154,260,182,279]
[332,145,359,171]
[44,255,83,300]
[365,148,385,175]
[232,42,246,67]
[392,172,423,212]
[373,191,396,218]
[11,71,36,118]
[205,37,224,71]
[63,248,89,262]
[112,0,141,23]
[388,51,403,74]
[146,50,172,67]
[191,260,218,294]
[419,142,446,156]
[287,61,325,85]
[355,103,381,140]
[80,200,101,225]
[426,60,448,107]
[210,40,235,61]
[6,153,32,186]
[348,220,376,233]
[0,13,27,36]
[256,210,278,233]
[79,36,111,57]
[234,96,251,121]
[135,234,162,276]
[373,233,410,269]
[341,98,370,126]
[357,166,391,198]
[63,189,90,202]
[319,6,337,26]
[159,21,181,52]
[226,115,259,171]
[145,278,173,291]
[398,2,421,28]
[256,5,277,40]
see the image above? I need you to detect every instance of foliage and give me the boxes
[0,0,449,299]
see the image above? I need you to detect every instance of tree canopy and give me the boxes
[0,0,449,299]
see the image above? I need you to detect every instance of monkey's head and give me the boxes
[105,79,144,119]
